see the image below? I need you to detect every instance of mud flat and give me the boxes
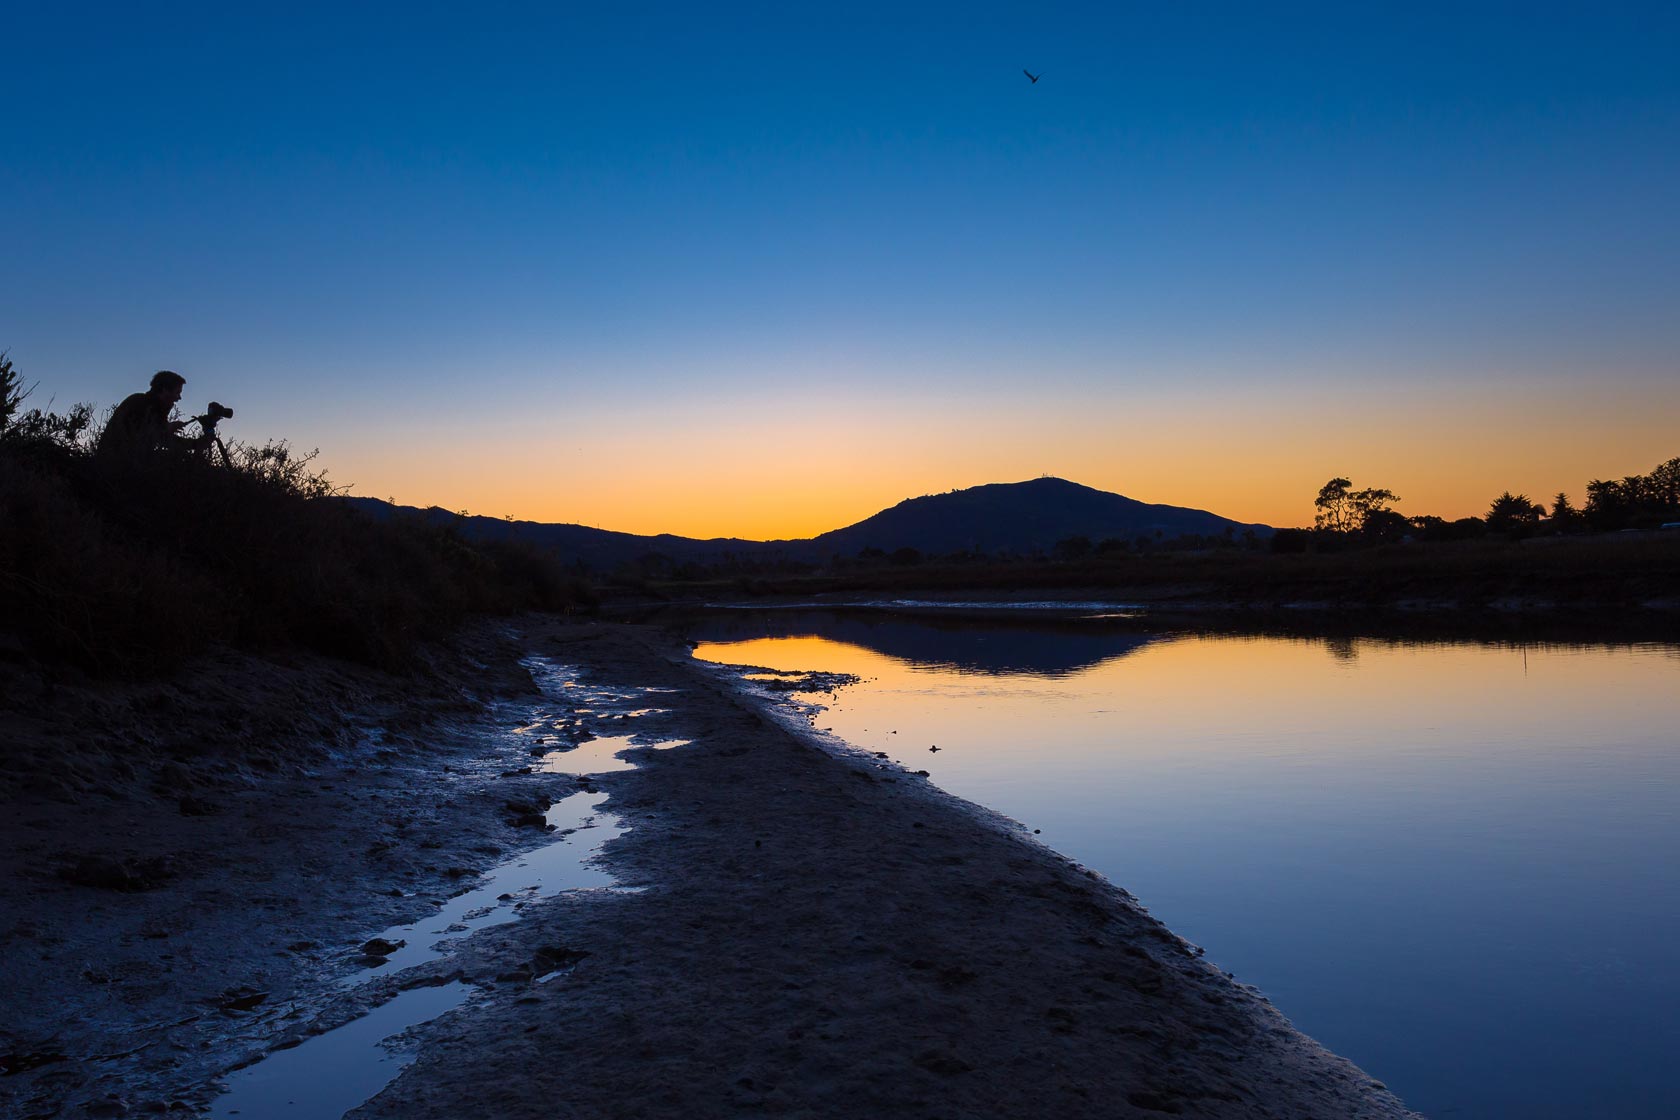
[1,619,1419,1119]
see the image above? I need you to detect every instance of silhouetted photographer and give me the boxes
[98,370,231,462]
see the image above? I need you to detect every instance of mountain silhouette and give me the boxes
[344,477,1269,570]
[806,477,1267,557]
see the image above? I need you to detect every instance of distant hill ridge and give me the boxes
[343,477,1271,571]
[806,477,1270,557]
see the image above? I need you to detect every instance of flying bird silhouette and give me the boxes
[1023,68,1042,84]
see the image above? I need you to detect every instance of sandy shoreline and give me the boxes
[1,617,1420,1118]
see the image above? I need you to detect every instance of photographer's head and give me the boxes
[149,369,186,407]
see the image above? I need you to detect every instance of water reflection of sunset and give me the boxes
[693,620,1680,1119]
[698,633,1678,764]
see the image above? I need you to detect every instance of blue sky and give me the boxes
[5,2,1677,534]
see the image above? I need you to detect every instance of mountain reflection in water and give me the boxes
[680,606,1680,1120]
[678,609,1160,676]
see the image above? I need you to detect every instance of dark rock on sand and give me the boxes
[214,988,268,1013]
[531,946,589,976]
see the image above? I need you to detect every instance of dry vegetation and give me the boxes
[0,357,591,674]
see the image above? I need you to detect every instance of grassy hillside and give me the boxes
[1,367,591,675]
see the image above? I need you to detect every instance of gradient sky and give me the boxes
[5,2,1677,538]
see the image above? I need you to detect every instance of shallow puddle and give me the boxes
[347,791,625,983]
[216,786,630,1115]
[535,736,641,775]
[209,655,683,1119]
[209,981,472,1119]
[533,734,687,774]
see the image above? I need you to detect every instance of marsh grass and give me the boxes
[656,535,1680,608]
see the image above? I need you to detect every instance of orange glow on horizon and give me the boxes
[317,379,1680,541]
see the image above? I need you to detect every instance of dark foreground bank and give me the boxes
[0,618,1418,1119]
[0,384,590,675]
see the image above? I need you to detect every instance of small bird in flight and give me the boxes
[1023,68,1042,84]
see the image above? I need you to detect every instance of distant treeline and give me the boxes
[599,461,1680,586]
[598,467,1680,604]
[1271,467,1680,553]
[0,356,591,674]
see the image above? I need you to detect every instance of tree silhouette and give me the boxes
[1650,457,1680,509]
[1549,492,1583,533]
[1360,507,1411,541]
[1486,491,1543,534]
[0,351,28,433]
[1585,477,1633,529]
[1585,457,1680,530]
[1314,477,1400,535]
[1313,478,1356,532]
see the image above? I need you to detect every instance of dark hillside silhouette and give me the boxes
[806,478,1270,558]
[344,498,783,571]
[0,359,590,673]
[347,477,1272,573]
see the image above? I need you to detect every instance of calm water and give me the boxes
[687,609,1680,1120]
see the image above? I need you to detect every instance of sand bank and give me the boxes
[0,618,1419,1118]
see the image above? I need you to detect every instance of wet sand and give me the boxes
[0,618,1420,1118]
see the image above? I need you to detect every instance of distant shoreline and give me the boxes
[607,533,1680,619]
[637,598,1680,661]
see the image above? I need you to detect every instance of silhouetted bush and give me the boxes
[1410,515,1488,543]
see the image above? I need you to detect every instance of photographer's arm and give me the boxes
[164,418,212,451]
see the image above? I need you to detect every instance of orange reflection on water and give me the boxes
[697,632,1680,773]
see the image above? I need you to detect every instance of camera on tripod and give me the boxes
[194,401,234,433]
[188,402,234,464]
